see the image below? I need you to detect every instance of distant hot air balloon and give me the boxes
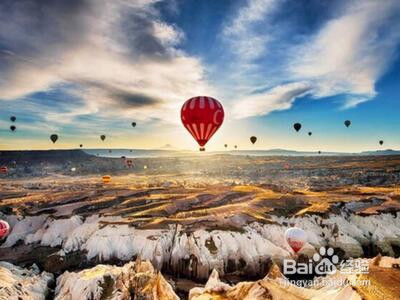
[50,134,58,143]
[285,227,307,253]
[181,96,224,151]
[126,160,133,168]
[80,144,83,148]
[0,166,8,174]
[131,122,136,127]
[250,136,257,144]
[308,132,312,136]
[143,165,148,169]
[344,120,351,128]
[102,175,111,184]
[10,125,16,132]
[379,140,384,146]
[318,151,321,154]
[293,123,301,132]
[10,116,16,122]
[130,150,133,153]
[100,135,106,141]
[224,144,228,148]
[71,167,76,172]
[234,145,238,149]
[109,149,112,153]
[0,220,10,239]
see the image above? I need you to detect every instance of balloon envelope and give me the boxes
[181,96,224,151]
[344,120,351,127]
[100,135,106,141]
[131,122,136,127]
[293,123,301,132]
[308,132,312,136]
[224,144,228,148]
[379,140,384,145]
[50,134,58,143]
[10,125,16,132]
[285,227,307,253]
[250,136,257,144]
[0,220,10,239]
[10,116,16,122]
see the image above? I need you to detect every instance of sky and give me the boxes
[1,0,400,152]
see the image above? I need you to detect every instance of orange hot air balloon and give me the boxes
[102,175,111,184]
[126,160,133,168]
[181,96,224,151]
[0,220,10,239]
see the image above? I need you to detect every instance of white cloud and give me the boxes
[233,82,311,119]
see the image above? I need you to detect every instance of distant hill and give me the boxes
[360,149,400,156]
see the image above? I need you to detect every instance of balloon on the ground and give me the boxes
[100,135,106,141]
[285,227,307,253]
[71,167,76,172]
[102,175,111,184]
[0,220,10,239]
[10,125,16,132]
[250,136,257,144]
[344,120,351,128]
[10,116,16,122]
[181,96,224,151]
[293,123,301,132]
[50,134,58,143]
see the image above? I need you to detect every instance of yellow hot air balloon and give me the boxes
[102,175,111,184]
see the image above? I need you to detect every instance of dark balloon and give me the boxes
[318,151,321,154]
[293,123,301,132]
[10,116,16,122]
[10,125,16,132]
[224,144,228,148]
[50,134,58,143]
[379,140,384,145]
[80,144,83,148]
[344,120,351,128]
[234,145,238,149]
[109,150,112,153]
[100,135,106,141]
[250,136,257,144]
[131,122,136,127]
[308,132,312,136]
[130,150,133,153]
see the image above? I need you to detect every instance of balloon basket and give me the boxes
[199,147,205,151]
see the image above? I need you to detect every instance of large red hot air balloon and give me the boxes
[0,220,10,239]
[181,96,224,151]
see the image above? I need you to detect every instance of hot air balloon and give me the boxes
[224,144,228,148]
[102,175,111,184]
[131,122,136,127]
[10,116,16,122]
[10,125,16,132]
[250,136,257,144]
[0,166,8,174]
[344,120,351,128]
[285,227,307,253]
[293,123,301,132]
[100,135,106,141]
[80,144,83,148]
[126,160,133,168]
[50,134,58,143]
[379,140,384,145]
[234,145,237,149]
[71,167,76,172]
[0,220,10,239]
[181,96,224,151]
[143,165,148,169]
[318,151,321,154]
[130,150,133,153]
[308,132,312,136]
[109,149,112,153]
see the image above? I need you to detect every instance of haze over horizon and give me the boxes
[1,0,400,152]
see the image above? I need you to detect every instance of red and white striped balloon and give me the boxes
[0,220,10,239]
[181,96,224,151]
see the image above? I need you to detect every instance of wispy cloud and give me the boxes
[0,0,212,124]
[229,0,400,118]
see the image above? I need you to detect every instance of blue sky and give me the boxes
[0,0,400,151]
